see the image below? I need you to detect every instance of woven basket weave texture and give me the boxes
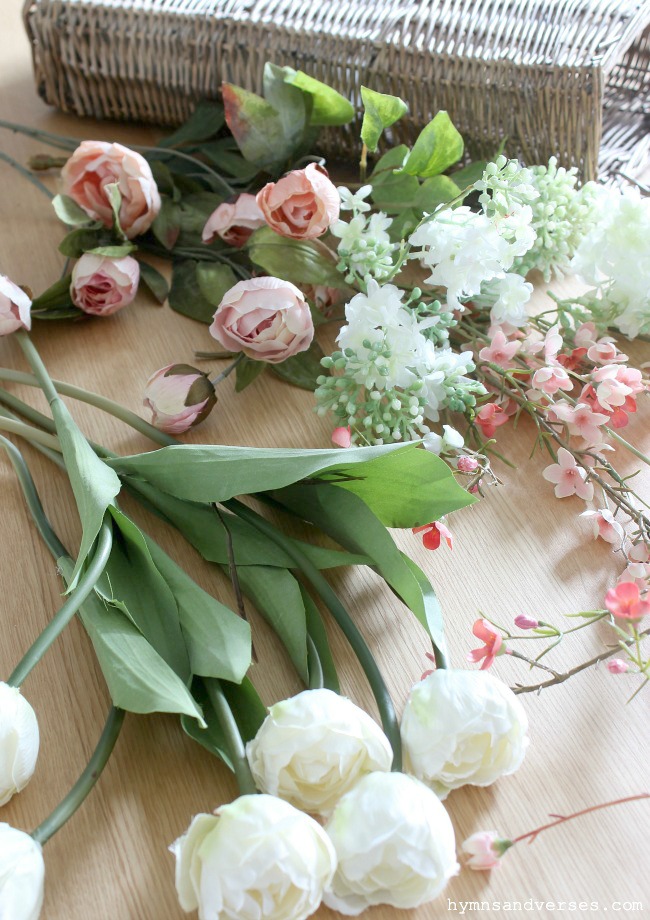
[23,0,650,180]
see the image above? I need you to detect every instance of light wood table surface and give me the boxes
[1,3,649,917]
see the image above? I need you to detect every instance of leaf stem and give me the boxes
[204,679,258,795]
[209,353,243,386]
[0,415,60,451]
[510,793,650,846]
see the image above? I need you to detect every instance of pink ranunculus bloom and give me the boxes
[331,426,352,448]
[478,330,520,368]
[542,447,594,501]
[604,581,650,621]
[475,403,509,439]
[606,658,629,674]
[202,194,266,248]
[514,614,539,630]
[143,363,216,434]
[70,253,140,316]
[580,509,625,545]
[531,365,573,396]
[587,341,628,365]
[547,400,608,446]
[61,141,161,239]
[462,831,511,870]
[457,455,479,472]
[467,618,503,670]
[256,163,340,240]
[0,275,31,335]
[209,277,314,364]
[412,521,453,551]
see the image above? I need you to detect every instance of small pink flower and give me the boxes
[302,285,342,316]
[542,448,594,501]
[202,194,266,247]
[547,401,608,446]
[0,275,31,335]
[467,618,503,670]
[604,581,650,621]
[607,658,629,674]
[514,614,539,630]
[143,363,216,434]
[557,346,588,372]
[413,521,453,551]
[580,509,625,545]
[478,330,520,368]
[331,426,352,448]
[475,403,509,439]
[256,163,340,240]
[457,456,479,473]
[531,366,573,396]
[462,831,511,870]
[587,341,627,364]
[574,322,599,348]
[618,563,650,589]
[70,253,139,316]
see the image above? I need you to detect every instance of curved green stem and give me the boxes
[0,150,54,199]
[204,679,258,795]
[306,634,325,690]
[224,498,402,770]
[31,707,125,846]
[0,415,60,451]
[8,520,113,687]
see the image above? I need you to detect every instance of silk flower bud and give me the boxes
[0,824,45,920]
[0,682,39,806]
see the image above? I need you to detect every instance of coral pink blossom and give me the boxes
[514,614,539,630]
[462,831,509,870]
[70,253,139,316]
[604,581,650,621]
[475,403,509,439]
[202,194,266,247]
[257,163,340,240]
[580,509,624,545]
[478,330,520,368]
[331,426,352,448]
[556,346,588,372]
[61,140,161,238]
[143,364,216,434]
[0,275,31,335]
[606,658,629,674]
[587,341,627,364]
[209,277,314,364]
[457,456,479,472]
[413,521,453,551]
[531,365,573,396]
[467,618,503,670]
[547,401,608,445]
[542,448,594,501]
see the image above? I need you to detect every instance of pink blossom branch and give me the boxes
[511,793,649,846]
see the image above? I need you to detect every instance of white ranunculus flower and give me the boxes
[323,771,458,915]
[246,689,393,817]
[0,823,45,919]
[401,669,529,799]
[0,682,39,805]
[171,794,337,920]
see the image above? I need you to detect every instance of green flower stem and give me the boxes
[0,150,54,199]
[605,428,650,470]
[0,415,61,451]
[306,635,325,690]
[0,119,79,152]
[223,498,402,771]
[8,519,113,687]
[209,354,243,386]
[31,706,125,846]
[204,679,258,796]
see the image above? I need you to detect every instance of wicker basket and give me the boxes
[23,0,650,181]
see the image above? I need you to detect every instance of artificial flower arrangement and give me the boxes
[0,64,648,918]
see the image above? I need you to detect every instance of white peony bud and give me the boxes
[171,794,337,919]
[323,771,458,915]
[0,682,39,805]
[401,669,528,799]
[246,689,393,816]
[0,824,45,919]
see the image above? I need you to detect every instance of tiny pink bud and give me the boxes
[143,363,217,434]
[331,426,352,448]
[606,658,629,674]
[469,479,483,494]
[461,831,512,870]
[457,456,479,472]
[514,615,539,630]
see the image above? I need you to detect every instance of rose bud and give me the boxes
[0,824,45,920]
[257,163,340,240]
[70,254,140,316]
[0,683,39,805]
[61,140,161,238]
[462,831,512,870]
[202,193,265,248]
[143,364,216,434]
[209,277,314,364]
[171,795,336,920]
[0,276,31,335]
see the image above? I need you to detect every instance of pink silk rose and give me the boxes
[256,163,339,240]
[202,194,266,247]
[209,277,314,364]
[70,254,140,316]
[0,275,31,335]
[61,141,161,238]
[143,364,217,434]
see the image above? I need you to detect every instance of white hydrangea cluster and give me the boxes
[330,185,397,284]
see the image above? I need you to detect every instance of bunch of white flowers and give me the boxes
[330,186,397,284]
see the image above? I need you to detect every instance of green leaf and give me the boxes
[58,228,110,258]
[30,274,75,312]
[451,159,489,189]
[398,553,447,661]
[157,100,225,148]
[200,139,260,181]
[235,356,266,392]
[282,68,355,126]
[143,536,251,682]
[51,398,121,590]
[222,83,290,173]
[402,111,464,178]
[248,226,344,287]
[152,198,182,250]
[181,677,267,766]
[263,63,310,155]
[168,260,218,323]
[179,192,225,237]
[88,244,137,258]
[388,209,421,241]
[268,341,325,391]
[419,175,462,212]
[138,261,169,304]
[104,183,127,240]
[196,262,237,307]
[181,679,233,767]
[52,194,100,228]
[235,566,309,682]
[369,145,410,176]
[370,171,420,212]
[360,87,408,152]
[300,585,339,692]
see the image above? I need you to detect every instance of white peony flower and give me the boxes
[246,688,393,816]
[0,682,39,806]
[323,771,458,915]
[401,669,529,799]
[0,824,45,920]
[171,795,337,920]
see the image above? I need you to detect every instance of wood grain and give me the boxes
[1,4,649,917]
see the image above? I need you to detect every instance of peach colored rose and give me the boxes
[61,141,161,238]
[0,275,31,335]
[256,164,339,240]
[209,277,313,364]
[70,254,140,316]
[202,194,266,247]
[144,364,217,434]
